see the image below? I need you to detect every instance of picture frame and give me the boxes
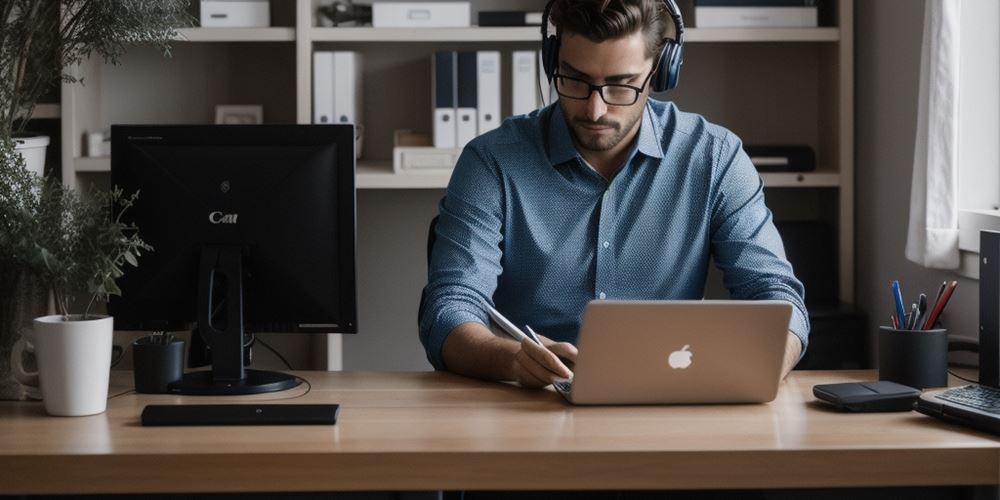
[215,105,263,125]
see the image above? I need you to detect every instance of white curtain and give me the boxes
[906,0,962,269]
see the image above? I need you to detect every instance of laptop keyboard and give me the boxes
[937,385,1000,413]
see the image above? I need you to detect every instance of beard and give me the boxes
[562,101,644,152]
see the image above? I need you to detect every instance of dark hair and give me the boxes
[549,0,669,60]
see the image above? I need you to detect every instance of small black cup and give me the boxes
[132,335,185,394]
[878,326,948,389]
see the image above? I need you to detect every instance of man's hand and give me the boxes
[510,335,577,389]
[781,331,802,379]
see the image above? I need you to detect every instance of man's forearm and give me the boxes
[782,331,802,379]
[441,322,519,381]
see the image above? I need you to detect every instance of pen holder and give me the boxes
[878,326,948,389]
[131,335,185,394]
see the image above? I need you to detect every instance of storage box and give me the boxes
[201,0,270,28]
[372,2,470,28]
[393,147,461,173]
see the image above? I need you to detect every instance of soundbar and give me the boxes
[141,404,340,426]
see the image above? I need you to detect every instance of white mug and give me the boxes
[10,328,42,400]
[11,315,114,416]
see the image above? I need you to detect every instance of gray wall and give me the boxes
[855,0,979,363]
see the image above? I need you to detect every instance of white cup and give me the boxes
[11,315,114,416]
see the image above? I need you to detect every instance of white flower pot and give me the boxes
[13,315,113,416]
[13,135,49,178]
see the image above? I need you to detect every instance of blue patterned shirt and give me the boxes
[418,99,809,371]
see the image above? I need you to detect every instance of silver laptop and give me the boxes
[554,300,792,405]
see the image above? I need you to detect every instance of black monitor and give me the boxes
[109,125,357,395]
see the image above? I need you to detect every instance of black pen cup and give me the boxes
[131,336,185,394]
[878,326,948,389]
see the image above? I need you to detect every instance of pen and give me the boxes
[891,280,906,329]
[524,325,545,346]
[906,303,918,330]
[913,293,927,331]
[889,314,898,330]
[922,281,958,330]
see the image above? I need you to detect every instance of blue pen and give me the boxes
[891,280,906,329]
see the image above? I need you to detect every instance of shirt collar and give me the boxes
[546,101,665,168]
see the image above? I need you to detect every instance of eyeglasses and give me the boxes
[553,68,655,106]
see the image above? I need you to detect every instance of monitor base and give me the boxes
[169,369,300,395]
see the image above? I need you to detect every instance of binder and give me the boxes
[456,51,478,148]
[332,52,362,125]
[313,51,335,124]
[511,50,537,116]
[433,51,457,148]
[476,51,501,135]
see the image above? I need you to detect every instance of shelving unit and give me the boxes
[58,0,854,371]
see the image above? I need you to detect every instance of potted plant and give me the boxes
[7,163,153,415]
[0,0,190,404]
[1,0,192,175]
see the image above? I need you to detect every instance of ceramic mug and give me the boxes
[11,315,114,416]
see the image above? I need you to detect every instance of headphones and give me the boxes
[541,0,685,92]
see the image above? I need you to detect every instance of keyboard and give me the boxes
[935,385,1000,414]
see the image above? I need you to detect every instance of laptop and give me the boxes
[550,300,792,405]
[916,385,1000,435]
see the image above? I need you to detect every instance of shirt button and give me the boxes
[599,292,607,300]
[603,241,610,248]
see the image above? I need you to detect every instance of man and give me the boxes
[419,0,808,388]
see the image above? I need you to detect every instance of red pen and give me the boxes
[922,280,958,330]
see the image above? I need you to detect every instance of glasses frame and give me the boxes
[552,67,657,106]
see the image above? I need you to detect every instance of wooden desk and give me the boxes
[1,370,999,495]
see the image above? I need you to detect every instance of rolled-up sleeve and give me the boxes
[709,135,811,356]
[418,145,505,370]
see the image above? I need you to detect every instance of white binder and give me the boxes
[312,52,335,124]
[511,51,538,116]
[476,51,501,136]
[456,51,478,148]
[433,51,458,149]
[332,52,362,125]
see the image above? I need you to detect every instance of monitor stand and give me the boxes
[170,247,300,395]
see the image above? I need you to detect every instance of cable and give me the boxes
[108,389,135,400]
[948,369,979,385]
[254,336,294,371]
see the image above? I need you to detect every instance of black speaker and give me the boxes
[775,221,838,306]
[797,304,869,370]
[980,230,1000,387]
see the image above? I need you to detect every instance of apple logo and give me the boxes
[668,345,693,369]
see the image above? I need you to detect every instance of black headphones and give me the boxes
[541,0,685,92]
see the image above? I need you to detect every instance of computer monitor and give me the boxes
[109,125,357,395]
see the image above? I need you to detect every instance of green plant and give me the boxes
[0,140,152,320]
[0,0,193,139]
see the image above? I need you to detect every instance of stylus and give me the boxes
[485,304,530,343]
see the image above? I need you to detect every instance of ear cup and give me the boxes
[542,34,560,82]
[651,39,683,92]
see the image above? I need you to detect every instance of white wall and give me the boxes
[856,0,979,363]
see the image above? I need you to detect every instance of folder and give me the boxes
[476,51,501,136]
[332,51,362,125]
[313,51,335,124]
[456,51,478,148]
[511,50,537,116]
[433,50,457,148]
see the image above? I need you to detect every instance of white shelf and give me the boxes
[761,170,840,188]
[685,27,840,43]
[357,162,451,189]
[71,157,839,188]
[175,27,296,42]
[311,27,539,42]
[74,156,110,172]
[309,26,839,43]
